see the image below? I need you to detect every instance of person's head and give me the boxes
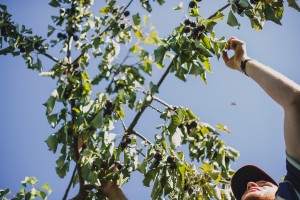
[231,165,279,200]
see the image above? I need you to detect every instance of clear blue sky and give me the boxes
[0,0,299,199]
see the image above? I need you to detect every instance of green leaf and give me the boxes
[0,189,10,197]
[41,184,52,194]
[168,115,181,134]
[91,110,104,129]
[227,10,239,27]
[22,177,39,186]
[189,61,204,76]
[47,25,55,37]
[43,89,58,116]
[45,134,58,153]
[195,42,212,57]
[263,3,282,25]
[154,45,166,65]
[47,113,59,128]
[48,0,60,7]
[132,13,141,26]
[287,0,300,11]
[238,0,250,8]
[140,0,152,12]
[0,4,7,11]
[173,2,183,10]
[216,123,231,133]
[171,128,183,148]
[149,81,159,94]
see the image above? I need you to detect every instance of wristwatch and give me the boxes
[240,59,252,76]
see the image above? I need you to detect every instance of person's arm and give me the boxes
[222,37,300,163]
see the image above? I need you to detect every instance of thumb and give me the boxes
[222,51,229,64]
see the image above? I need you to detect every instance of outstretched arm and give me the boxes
[222,37,300,163]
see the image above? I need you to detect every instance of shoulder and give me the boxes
[276,154,300,200]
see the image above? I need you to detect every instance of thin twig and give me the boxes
[152,96,174,111]
[207,3,231,20]
[120,118,127,131]
[39,51,60,63]
[129,130,151,144]
[62,166,77,200]
[148,104,163,114]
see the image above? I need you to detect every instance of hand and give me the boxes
[222,37,250,71]
[99,165,128,200]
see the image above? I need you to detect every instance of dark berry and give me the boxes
[184,19,191,25]
[184,27,191,33]
[155,151,163,161]
[82,143,87,150]
[184,185,189,191]
[125,137,131,144]
[62,34,67,39]
[167,156,174,163]
[18,45,26,53]
[73,35,79,41]
[189,1,197,8]
[104,100,114,116]
[190,121,197,128]
[170,162,177,169]
[120,23,126,29]
[190,22,196,28]
[34,42,41,50]
[198,25,205,32]
[123,11,130,17]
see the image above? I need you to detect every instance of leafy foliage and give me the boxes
[1,0,299,199]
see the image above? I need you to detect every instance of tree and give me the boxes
[1,0,299,199]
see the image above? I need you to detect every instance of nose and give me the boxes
[247,181,258,190]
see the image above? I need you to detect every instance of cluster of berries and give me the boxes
[120,10,130,30]
[183,19,206,40]
[154,151,177,169]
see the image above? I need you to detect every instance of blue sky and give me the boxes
[0,0,300,199]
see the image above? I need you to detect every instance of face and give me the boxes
[241,180,278,200]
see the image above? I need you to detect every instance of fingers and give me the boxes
[227,37,244,50]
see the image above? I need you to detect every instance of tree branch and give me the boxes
[62,166,77,200]
[127,55,178,132]
[39,51,60,63]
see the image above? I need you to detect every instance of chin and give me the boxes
[243,192,275,200]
